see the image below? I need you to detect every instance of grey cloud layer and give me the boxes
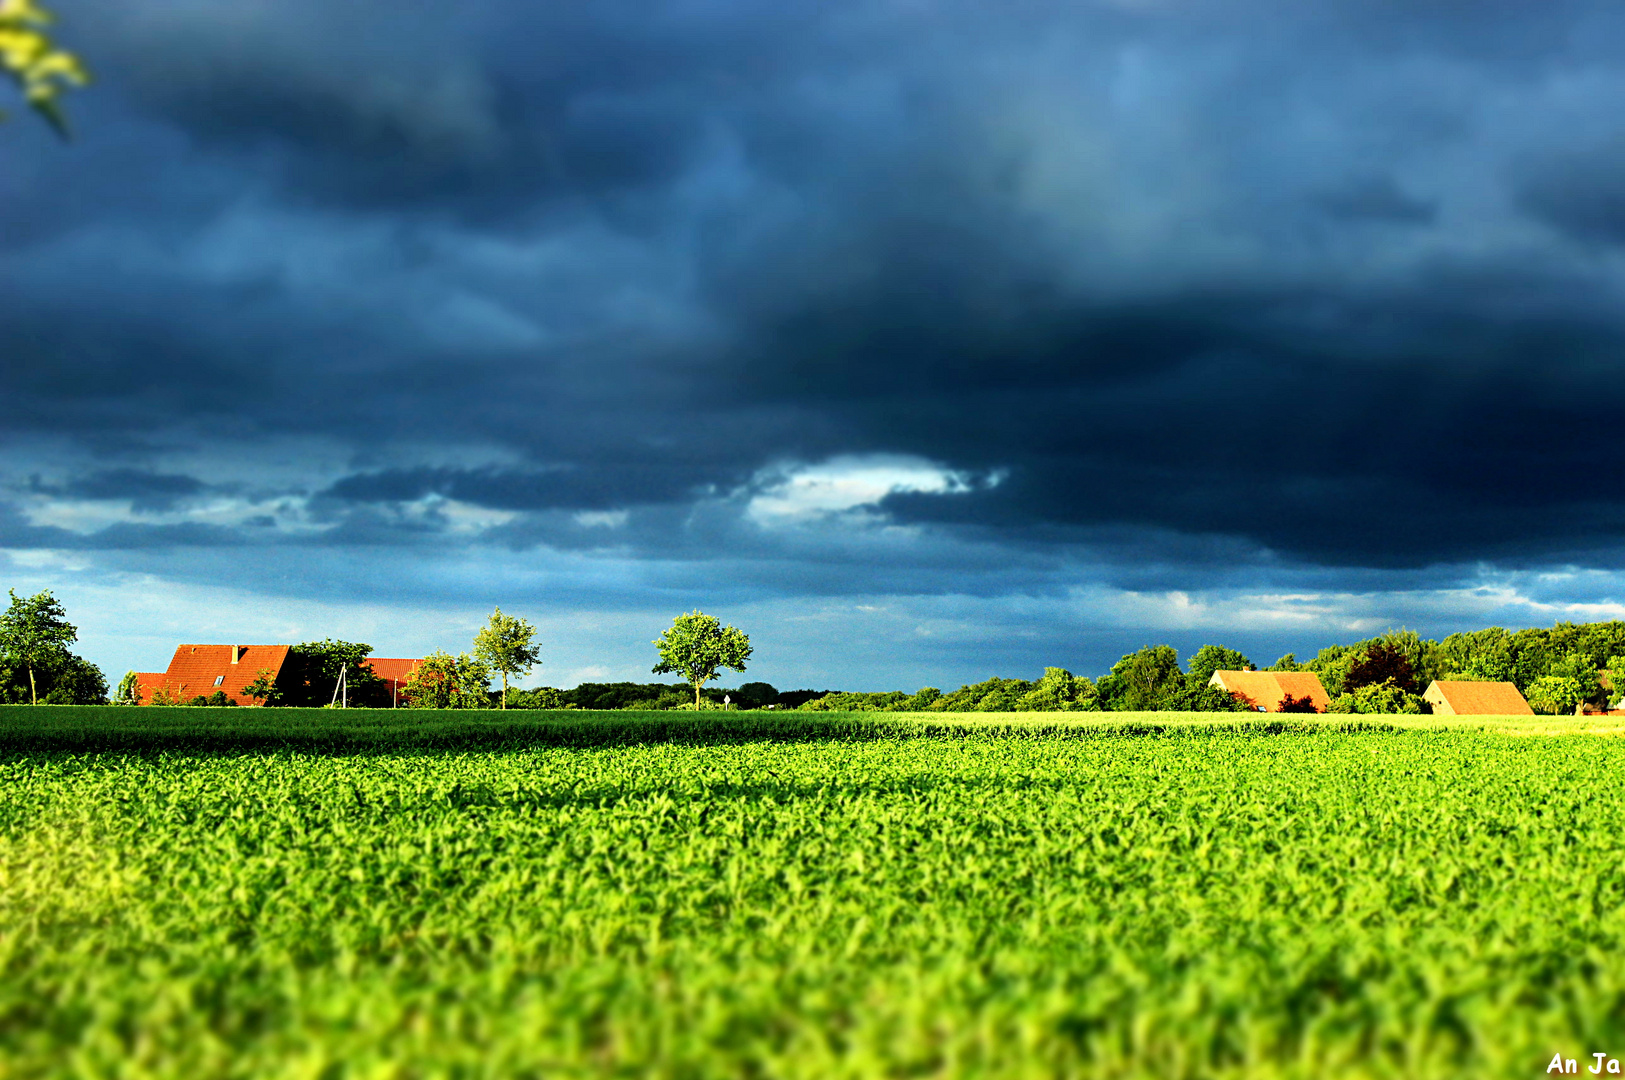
[7,0,1625,601]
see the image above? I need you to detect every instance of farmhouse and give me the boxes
[365,657,426,707]
[133,645,426,706]
[134,644,292,706]
[1422,680,1533,716]
[1208,669,1331,712]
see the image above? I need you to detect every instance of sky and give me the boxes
[7,0,1625,691]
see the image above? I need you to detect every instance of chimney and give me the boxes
[231,645,241,665]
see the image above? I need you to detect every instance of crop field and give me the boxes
[3,708,1624,1077]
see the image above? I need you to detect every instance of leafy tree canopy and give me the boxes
[401,650,491,709]
[1330,679,1425,715]
[472,607,542,710]
[286,639,384,707]
[0,588,83,704]
[652,611,752,709]
[1,0,88,136]
[1099,646,1182,711]
[1344,642,1419,695]
[1186,645,1252,686]
[1526,674,1585,716]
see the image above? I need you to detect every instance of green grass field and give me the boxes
[2,706,1622,1077]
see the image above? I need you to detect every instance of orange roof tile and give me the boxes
[363,657,422,688]
[144,644,292,706]
[1423,680,1533,716]
[1209,670,1331,712]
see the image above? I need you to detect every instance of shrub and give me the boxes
[1330,679,1425,714]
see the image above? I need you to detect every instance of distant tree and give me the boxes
[1267,654,1302,672]
[552,681,696,710]
[40,653,105,704]
[114,670,142,705]
[1548,652,1605,711]
[1016,667,1099,711]
[1449,654,1515,683]
[472,607,541,710]
[733,681,780,709]
[1099,646,1182,711]
[240,668,283,706]
[799,690,908,712]
[1186,645,1252,686]
[1,0,88,136]
[286,639,385,707]
[1277,692,1319,714]
[1162,682,1252,712]
[923,676,1034,712]
[1438,627,1514,685]
[1305,643,1358,696]
[0,588,77,704]
[1344,642,1419,695]
[775,689,829,710]
[652,611,752,709]
[896,686,944,711]
[401,650,491,709]
[1526,673,1585,716]
[1329,679,1425,715]
[507,686,575,710]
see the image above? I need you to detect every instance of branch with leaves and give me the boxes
[1,0,88,136]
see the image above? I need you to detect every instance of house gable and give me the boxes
[1209,670,1331,712]
[1423,680,1533,716]
[140,644,292,706]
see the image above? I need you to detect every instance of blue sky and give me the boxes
[7,0,1625,690]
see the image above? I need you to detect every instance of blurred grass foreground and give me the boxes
[1,706,1621,1077]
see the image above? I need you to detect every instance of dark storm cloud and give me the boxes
[0,500,241,550]
[29,469,206,512]
[1515,140,1625,247]
[9,0,1625,597]
[322,462,744,512]
[1315,176,1437,224]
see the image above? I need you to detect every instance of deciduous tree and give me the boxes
[1099,645,1182,711]
[472,607,541,710]
[1186,645,1252,686]
[1526,674,1584,716]
[1344,642,1419,695]
[652,610,752,709]
[114,670,142,705]
[287,640,384,707]
[240,668,283,706]
[401,650,491,709]
[0,588,76,704]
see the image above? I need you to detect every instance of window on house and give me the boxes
[214,675,225,686]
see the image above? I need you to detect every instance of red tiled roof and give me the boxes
[363,657,424,703]
[141,644,291,706]
[1209,670,1332,712]
[132,672,167,704]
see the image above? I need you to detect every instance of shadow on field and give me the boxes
[0,705,1410,756]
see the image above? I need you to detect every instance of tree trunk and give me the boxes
[695,681,702,709]
[27,663,36,705]
[501,670,508,710]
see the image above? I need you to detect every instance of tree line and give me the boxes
[6,586,1625,714]
[776,625,1625,715]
